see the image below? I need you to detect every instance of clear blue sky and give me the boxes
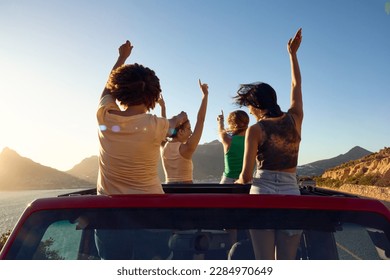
[1,0,389,171]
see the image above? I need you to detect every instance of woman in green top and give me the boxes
[217,110,249,184]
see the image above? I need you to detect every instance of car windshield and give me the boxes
[6,207,390,260]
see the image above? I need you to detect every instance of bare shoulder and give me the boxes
[287,110,303,135]
[288,108,303,122]
[219,130,232,144]
[248,122,263,134]
[246,123,264,142]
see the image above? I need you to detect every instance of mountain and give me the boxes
[0,148,94,190]
[297,146,373,176]
[156,140,223,182]
[1,144,381,190]
[321,147,390,187]
[67,156,98,184]
[190,140,224,182]
[66,144,376,182]
[65,140,224,184]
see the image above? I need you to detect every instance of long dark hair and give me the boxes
[234,82,283,118]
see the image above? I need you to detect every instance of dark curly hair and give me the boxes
[106,63,161,111]
[234,82,283,118]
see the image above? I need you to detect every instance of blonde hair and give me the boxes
[227,110,249,135]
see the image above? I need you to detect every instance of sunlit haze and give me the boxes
[1,0,389,171]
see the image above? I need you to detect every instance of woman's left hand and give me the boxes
[287,28,302,55]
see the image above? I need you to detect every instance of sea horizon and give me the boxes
[0,188,89,234]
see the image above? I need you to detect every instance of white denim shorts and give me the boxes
[250,169,300,195]
[219,175,237,184]
[250,169,301,236]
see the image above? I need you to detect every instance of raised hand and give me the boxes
[118,40,133,60]
[287,28,302,55]
[177,111,188,124]
[217,109,224,122]
[101,40,134,98]
[157,94,166,118]
[157,94,165,107]
[198,79,209,96]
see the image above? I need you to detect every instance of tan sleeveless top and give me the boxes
[161,142,193,183]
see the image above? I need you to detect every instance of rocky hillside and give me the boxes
[321,147,390,187]
[297,146,372,176]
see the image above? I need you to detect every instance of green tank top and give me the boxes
[223,135,245,179]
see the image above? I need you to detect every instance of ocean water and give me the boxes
[0,189,88,234]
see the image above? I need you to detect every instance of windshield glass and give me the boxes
[6,207,390,260]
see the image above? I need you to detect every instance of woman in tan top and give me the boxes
[97,40,188,195]
[161,80,209,184]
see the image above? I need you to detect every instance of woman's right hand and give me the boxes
[217,110,224,122]
[157,94,165,107]
[118,40,133,60]
[198,79,209,96]
[177,111,188,124]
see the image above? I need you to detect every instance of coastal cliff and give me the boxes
[317,147,390,201]
[321,147,390,187]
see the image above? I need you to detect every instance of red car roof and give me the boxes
[21,193,390,219]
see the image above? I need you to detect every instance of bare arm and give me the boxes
[157,94,167,118]
[235,124,262,184]
[100,40,133,99]
[217,110,231,153]
[287,28,303,132]
[181,79,209,158]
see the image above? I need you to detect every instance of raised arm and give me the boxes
[167,111,188,137]
[181,79,209,157]
[157,94,167,118]
[217,110,231,153]
[287,28,303,131]
[100,40,133,99]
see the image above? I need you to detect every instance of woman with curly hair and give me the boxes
[97,40,187,195]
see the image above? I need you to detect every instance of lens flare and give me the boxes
[112,125,120,132]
